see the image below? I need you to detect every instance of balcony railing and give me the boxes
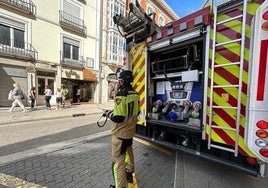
[59,10,87,36]
[60,51,85,68]
[0,0,36,15]
[0,38,38,61]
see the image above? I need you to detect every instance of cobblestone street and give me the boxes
[0,135,175,188]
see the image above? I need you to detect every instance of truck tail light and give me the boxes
[263,11,268,20]
[255,119,268,158]
[256,120,268,129]
[260,148,268,157]
[256,130,268,138]
[246,157,257,166]
[255,139,268,147]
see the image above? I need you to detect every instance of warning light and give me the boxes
[260,148,268,157]
[256,130,268,138]
[256,120,268,129]
[262,22,268,31]
[263,11,268,20]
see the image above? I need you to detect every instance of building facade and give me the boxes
[101,0,179,104]
[0,0,101,107]
[0,0,179,107]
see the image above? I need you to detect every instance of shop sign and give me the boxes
[37,71,55,77]
[63,69,82,80]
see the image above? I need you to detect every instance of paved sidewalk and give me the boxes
[0,103,114,125]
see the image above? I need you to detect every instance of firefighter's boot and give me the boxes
[126,171,133,183]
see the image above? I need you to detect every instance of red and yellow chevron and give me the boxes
[206,2,262,157]
[130,42,146,125]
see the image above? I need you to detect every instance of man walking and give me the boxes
[106,69,140,188]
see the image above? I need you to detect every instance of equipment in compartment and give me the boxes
[151,44,200,75]
[151,78,202,124]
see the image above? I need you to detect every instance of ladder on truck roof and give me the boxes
[208,0,248,157]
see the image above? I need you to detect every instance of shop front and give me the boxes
[0,64,28,107]
[61,68,97,104]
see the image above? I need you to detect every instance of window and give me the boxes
[107,0,126,64]
[108,0,126,27]
[63,37,80,61]
[147,6,154,20]
[0,24,25,49]
[147,7,153,15]
[63,0,81,18]
[108,31,125,64]
[159,16,165,27]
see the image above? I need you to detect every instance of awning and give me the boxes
[83,69,98,82]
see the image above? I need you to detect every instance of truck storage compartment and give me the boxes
[151,44,201,75]
[144,40,204,151]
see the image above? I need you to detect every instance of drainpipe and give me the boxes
[97,0,103,104]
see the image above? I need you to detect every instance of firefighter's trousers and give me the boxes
[112,135,134,188]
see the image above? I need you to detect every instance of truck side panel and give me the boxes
[206,1,262,158]
[130,42,146,125]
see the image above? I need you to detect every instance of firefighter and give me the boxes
[105,69,140,188]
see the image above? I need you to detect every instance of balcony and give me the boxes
[0,38,38,62]
[0,0,36,15]
[59,10,87,36]
[60,51,85,68]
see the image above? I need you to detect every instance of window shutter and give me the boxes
[63,0,80,18]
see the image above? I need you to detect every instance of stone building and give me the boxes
[0,0,101,107]
[0,0,179,107]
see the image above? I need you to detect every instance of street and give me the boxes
[0,114,110,157]
[0,105,268,188]
[0,111,175,188]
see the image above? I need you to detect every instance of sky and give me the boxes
[165,0,219,18]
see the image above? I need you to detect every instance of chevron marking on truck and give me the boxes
[206,2,261,157]
[131,42,146,125]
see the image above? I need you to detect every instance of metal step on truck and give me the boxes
[113,0,268,176]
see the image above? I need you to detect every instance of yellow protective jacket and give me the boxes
[110,85,140,139]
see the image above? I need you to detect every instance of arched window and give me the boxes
[159,16,165,26]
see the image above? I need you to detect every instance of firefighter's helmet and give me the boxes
[116,68,133,82]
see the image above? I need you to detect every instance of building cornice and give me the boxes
[154,0,179,20]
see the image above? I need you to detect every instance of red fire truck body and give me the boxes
[114,0,268,176]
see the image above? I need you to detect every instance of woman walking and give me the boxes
[44,85,52,110]
[55,88,62,110]
[9,83,26,113]
[29,87,36,109]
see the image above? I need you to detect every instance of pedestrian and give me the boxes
[76,87,81,103]
[29,87,36,109]
[55,88,62,110]
[105,69,140,188]
[9,83,26,113]
[44,85,52,110]
[61,85,68,107]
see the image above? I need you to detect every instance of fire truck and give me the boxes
[113,0,268,176]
